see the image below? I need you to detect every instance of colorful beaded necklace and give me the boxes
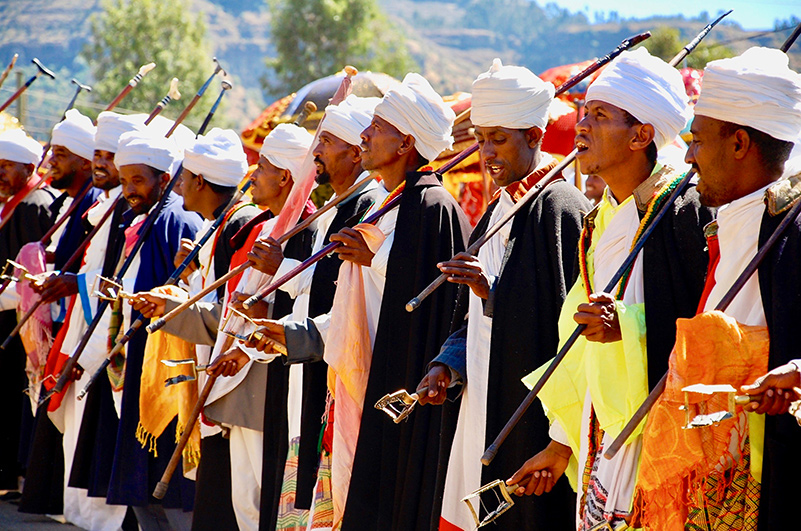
[578,174,684,300]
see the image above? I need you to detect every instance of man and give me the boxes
[416,59,588,530]
[104,128,202,530]
[242,94,383,529]
[0,128,54,496]
[250,75,470,529]
[57,113,150,531]
[635,47,801,530]
[19,108,101,517]
[508,48,712,530]
[129,127,258,531]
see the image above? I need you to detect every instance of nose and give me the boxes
[685,142,696,166]
[312,141,323,158]
[479,140,496,161]
[360,124,373,145]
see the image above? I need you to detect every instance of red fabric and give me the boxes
[123,218,145,258]
[43,297,76,412]
[696,229,720,313]
[438,517,466,531]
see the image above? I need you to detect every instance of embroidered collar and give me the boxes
[766,171,801,216]
[490,155,560,204]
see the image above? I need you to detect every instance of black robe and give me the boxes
[0,185,55,491]
[18,183,102,515]
[434,179,589,529]
[291,184,384,511]
[341,171,470,531]
[755,191,801,530]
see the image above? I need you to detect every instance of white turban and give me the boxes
[321,94,380,147]
[184,128,248,187]
[95,112,148,153]
[145,115,196,153]
[51,109,96,161]
[586,48,690,150]
[694,47,801,143]
[0,128,43,166]
[374,73,455,162]
[259,123,314,179]
[471,58,555,130]
[115,129,183,175]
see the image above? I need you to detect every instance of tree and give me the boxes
[643,26,735,69]
[264,0,417,97]
[81,0,214,127]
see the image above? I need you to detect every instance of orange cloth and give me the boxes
[137,285,200,473]
[323,223,386,528]
[636,310,769,530]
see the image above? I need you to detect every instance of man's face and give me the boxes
[119,163,166,215]
[47,145,85,190]
[686,115,734,207]
[250,155,287,208]
[313,131,358,185]
[474,125,538,187]
[575,101,640,179]
[359,115,406,172]
[177,168,200,213]
[92,149,120,190]
[0,159,32,197]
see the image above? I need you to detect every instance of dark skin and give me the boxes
[686,115,782,208]
[741,362,801,415]
[0,159,33,198]
[92,149,120,191]
[510,100,658,497]
[119,163,170,215]
[33,149,120,303]
[418,126,545,405]
[328,115,420,266]
[47,145,92,195]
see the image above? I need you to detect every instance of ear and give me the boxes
[279,168,293,188]
[524,127,544,148]
[351,144,363,164]
[630,123,656,153]
[398,134,417,157]
[80,157,92,173]
[195,173,206,190]
[159,171,171,189]
[732,128,752,161]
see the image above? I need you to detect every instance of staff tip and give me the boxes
[405,298,420,312]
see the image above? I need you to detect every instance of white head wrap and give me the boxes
[0,129,43,165]
[259,123,314,179]
[95,112,149,153]
[694,47,801,143]
[471,58,555,130]
[320,94,380,147]
[586,47,690,150]
[115,129,183,175]
[374,73,455,161]
[184,128,248,187]
[51,109,96,161]
[145,115,196,153]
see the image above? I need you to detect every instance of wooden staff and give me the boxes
[604,25,801,461]
[406,30,653,313]
[0,58,55,114]
[41,84,231,405]
[166,58,225,137]
[0,54,18,92]
[104,62,156,112]
[480,10,736,467]
[144,78,180,125]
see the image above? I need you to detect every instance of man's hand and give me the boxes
[508,441,572,497]
[741,362,801,415]
[245,319,287,355]
[248,238,284,276]
[128,292,168,319]
[206,347,251,377]
[416,363,452,405]
[229,291,270,320]
[32,273,78,304]
[173,238,198,283]
[437,252,491,300]
[574,292,621,343]
[330,228,374,266]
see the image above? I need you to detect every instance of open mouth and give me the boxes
[575,139,589,153]
[485,163,503,177]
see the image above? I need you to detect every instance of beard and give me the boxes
[50,170,75,190]
[315,170,331,185]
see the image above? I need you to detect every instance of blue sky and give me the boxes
[549,0,801,30]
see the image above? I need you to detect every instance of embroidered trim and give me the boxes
[578,173,684,300]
